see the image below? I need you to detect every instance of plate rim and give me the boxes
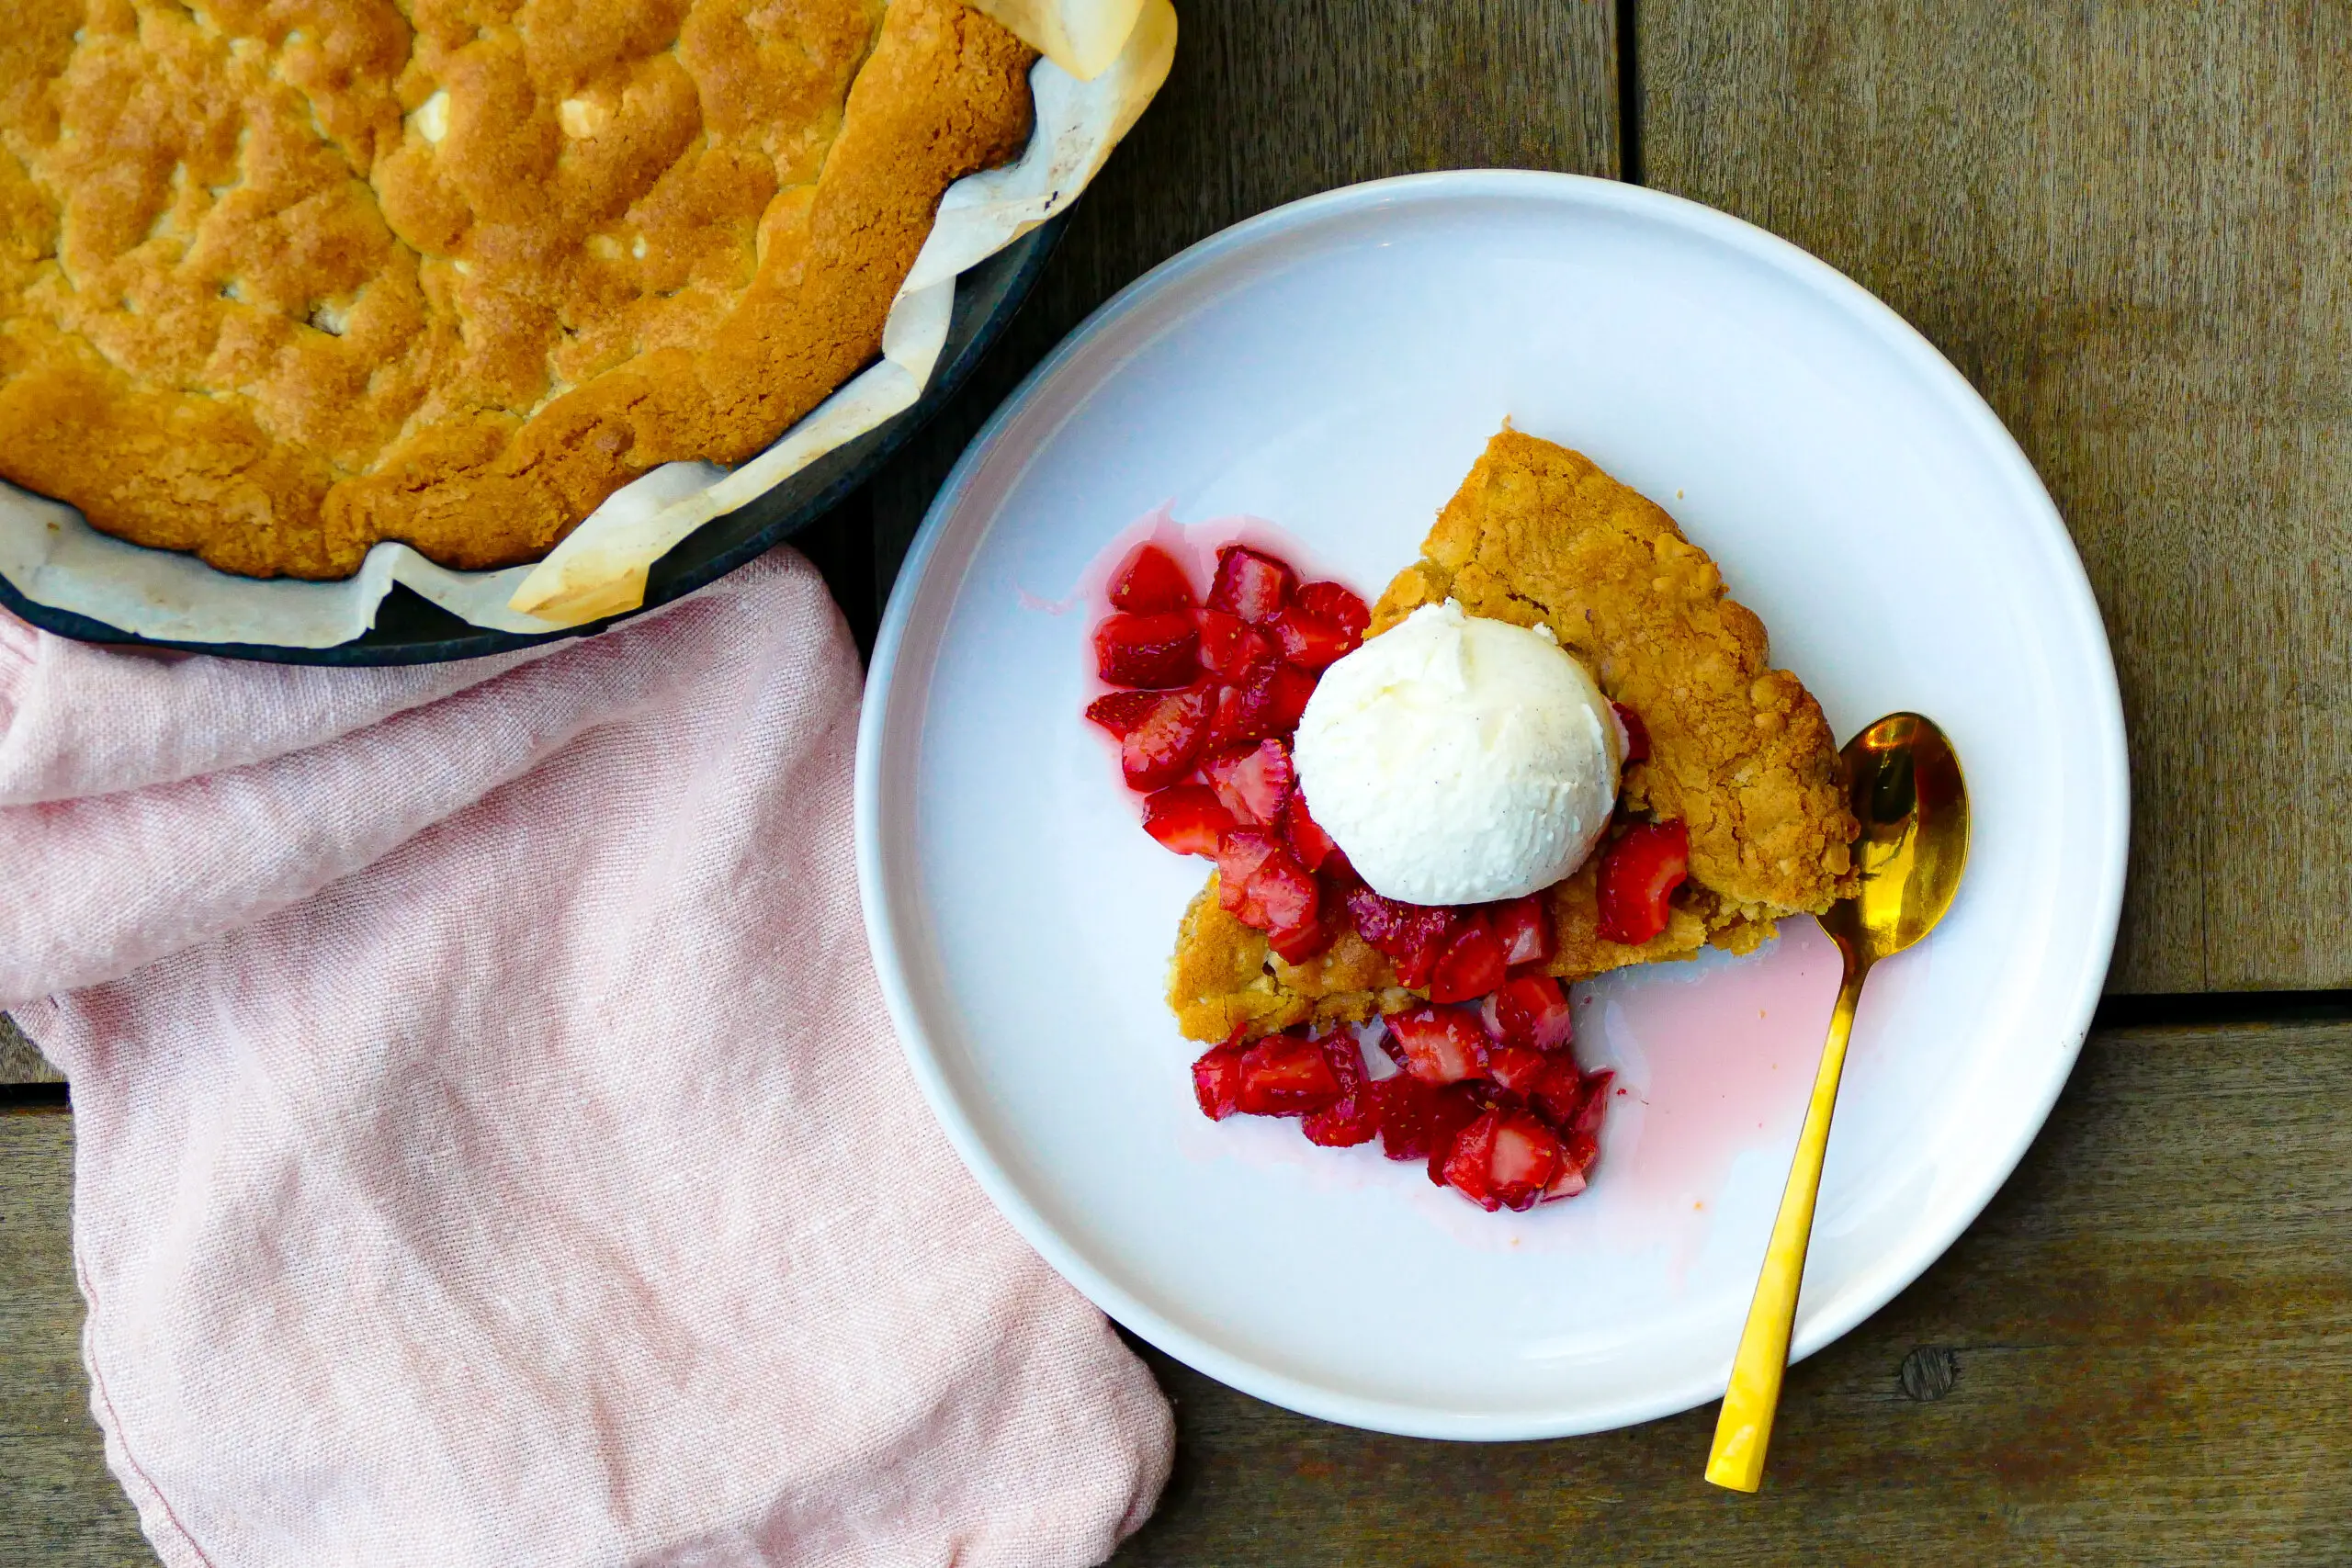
[856,168,2131,1439]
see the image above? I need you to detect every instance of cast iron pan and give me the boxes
[0,218,1062,666]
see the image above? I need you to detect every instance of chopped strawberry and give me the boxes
[1441,1109,1565,1211]
[1427,912,1509,1004]
[1612,701,1651,763]
[1267,912,1337,964]
[1301,1035,1380,1146]
[1543,1146,1593,1201]
[1140,784,1234,857]
[1194,608,1277,682]
[1215,830,1278,913]
[1480,974,1574,1051]
[1295,581,1371,642]
[1487,1112,1566,1211]
[1570,1068,1614,1140]
[1094,611,1201,689]
[1206,545,1297,624]
[1283,790,1340,871]
[1386,1005,1487,1086]
[1489,893,1555,968]
[1596,819,1690,945]
[1108,542,1196,615]
[1371,1074,1437,1160]
[1204,660,1320,747]
[1482,1043,1548,1094]
[1531,1055,1587,1127]
[1119,684,1216,790]
[1265,608,1355,671]
[1216,829,1318,932]
[1201,738,1295,827]
[1192,1037,1248,1120]
[1236,1032,1343,1116]
[1343,886,1454,988]
[1421,1084,1487,1186]
[1082,689,1162,739]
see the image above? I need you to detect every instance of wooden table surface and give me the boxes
[7,2,2351,1561]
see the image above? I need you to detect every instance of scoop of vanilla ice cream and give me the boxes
[1292,600,1622,906]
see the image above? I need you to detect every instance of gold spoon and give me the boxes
[1704,711,1970,1493]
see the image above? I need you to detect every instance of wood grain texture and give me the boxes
[2,1013,64,1086]
[865,0,1623,593]
[0,1110,146,1566]
[1638,0,2352,995]
[6,1022,2351,1564]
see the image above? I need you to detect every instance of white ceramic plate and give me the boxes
[856,172,2128,1439]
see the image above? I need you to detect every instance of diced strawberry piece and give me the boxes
[1094,611,1200,688]
[1386,1005,1488,1086]
[1489,893,1555,968]
[1295,581,1371,641]
[1441,1109,1565,1212]
[1487,1112,1566,1212]
[1612,701,1651,763]
[1236,1032,1343,1116]
[1480,974,1574,1051]
[1217,830,1318,932]
[1439,1111,1502,1208]
[1119,684,1216,790]
[1544,1087,1608,1201]
[1570,1068,1614,1140]
[1422,1084,1487,1186]
[1266,609,1355,671]
[1483,1043,1549,1095]
[1302,1035,1380,1146]
[1192,1037,1248,1120]
[1207,545,1297,624]
[1283,790,1340,871]
[1543,1151,1591,1201]
[1427,912,1509,1004]
[1372,1074,1437,1160]
[1083,689,1162,738]
[1342,886,1454,988]
[1109,542,1196,615]
[1531,1055,1587,1127]
[1596,819,1690,945]
[1140,784,1234,857]
[1264,663,1318,732]
[1194,608,1277,682]
[1200,738,1295,827]
[1204,660,1320,747]
[1267,908,1338,964]
[1216,830,1280,914]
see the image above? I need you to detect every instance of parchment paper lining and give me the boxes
[0,0,1174,649]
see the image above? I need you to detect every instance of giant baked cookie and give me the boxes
[0,0,1033,579]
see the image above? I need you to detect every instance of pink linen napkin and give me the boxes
[0,551,1172,1568]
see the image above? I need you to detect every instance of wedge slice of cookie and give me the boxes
[1167,427,1859,1043]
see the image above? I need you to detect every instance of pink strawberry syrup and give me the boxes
[1053,508,1840,1281]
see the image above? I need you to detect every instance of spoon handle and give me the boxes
[1704,947,1867,1492]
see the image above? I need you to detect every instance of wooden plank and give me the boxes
[0,1109,146,1565]
[1638,0,2352,995]
[865,0,1623,594]
[2,1013,64,1086]
[7,1021,2351,1562]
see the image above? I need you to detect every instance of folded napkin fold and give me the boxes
[0,552,1171,1567]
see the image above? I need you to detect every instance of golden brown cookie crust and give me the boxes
[0,0,1034,580]
[1163,428,1860,1044]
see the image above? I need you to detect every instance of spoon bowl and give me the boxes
[1820,712,1972,965]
